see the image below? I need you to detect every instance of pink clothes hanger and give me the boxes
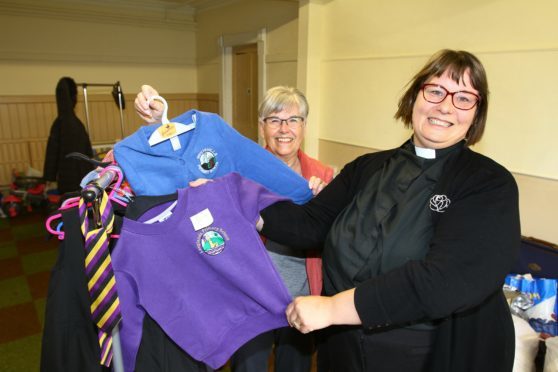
[45,203,120,241]
[81,164,128,207]
[45,196,81,239]
[45,213,64,240]
[45,164,127,240]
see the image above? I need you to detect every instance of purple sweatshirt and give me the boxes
[112,173,291,370]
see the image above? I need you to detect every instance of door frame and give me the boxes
[219,28,266,144]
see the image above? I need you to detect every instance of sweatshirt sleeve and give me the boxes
[224,172,288,226]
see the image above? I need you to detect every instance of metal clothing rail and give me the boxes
[77,82,125,139]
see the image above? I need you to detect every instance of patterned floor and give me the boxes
[0,209,59,371]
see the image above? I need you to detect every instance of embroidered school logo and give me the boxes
[429,195,451,213]
[197,148,218,174]
[196,227,229,256]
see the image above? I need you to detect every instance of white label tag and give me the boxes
[155,209,173,223]
[190,208,214,231]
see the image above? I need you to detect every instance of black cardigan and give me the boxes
[261,142,520,372]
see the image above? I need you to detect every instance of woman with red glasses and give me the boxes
[259,49,520,372]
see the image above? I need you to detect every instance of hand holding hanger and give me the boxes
[134,85,163,124]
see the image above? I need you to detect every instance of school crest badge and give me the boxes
[196,227,229,256]
[197,148,219,174]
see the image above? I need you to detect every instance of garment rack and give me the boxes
[78,82,125,139]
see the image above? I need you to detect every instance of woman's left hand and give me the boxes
[286,296,335,334]
[308,176,327,195]
[286,289,361,334]
[134,85,163,124]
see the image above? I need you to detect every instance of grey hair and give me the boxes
[258,86,309,120]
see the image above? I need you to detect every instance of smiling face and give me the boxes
[411,69,478,149]
[259,104,305,162]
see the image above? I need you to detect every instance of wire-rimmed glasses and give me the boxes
[262,116,305,129]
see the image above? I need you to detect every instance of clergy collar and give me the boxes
[415,146,436,159]
[407,138,466,159]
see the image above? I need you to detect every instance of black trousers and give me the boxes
[317,325,437,372]
[230,326,314,372]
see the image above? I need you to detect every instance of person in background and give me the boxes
[230,86,333,372]
[134,85,333,372]
[257,49,521,372]
[43,77,94,194]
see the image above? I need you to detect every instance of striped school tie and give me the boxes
[79,191,121,367]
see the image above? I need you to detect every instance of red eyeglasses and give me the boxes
[421,84,480,110]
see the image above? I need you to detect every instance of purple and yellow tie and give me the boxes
[79,191,121,366]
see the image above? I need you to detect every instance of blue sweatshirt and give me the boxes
[114,110,312,203]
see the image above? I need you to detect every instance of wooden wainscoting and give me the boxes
[0,93,219,187]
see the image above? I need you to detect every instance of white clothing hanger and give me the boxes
[147,95,196,147]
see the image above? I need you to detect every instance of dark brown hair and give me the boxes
[394,49,488,146]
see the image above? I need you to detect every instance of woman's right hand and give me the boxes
[134,84,163,124]
[308,176,327,195]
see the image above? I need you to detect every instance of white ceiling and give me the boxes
[0,0,299,14]
[107,0,239,12]
[0,0,242,15]
[0,0,243,29]
[0,0,298,29]
[94,0,298,12]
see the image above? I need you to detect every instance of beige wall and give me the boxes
[196,0,299,93]
[0,9,198,95]
[300,0,558,243]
